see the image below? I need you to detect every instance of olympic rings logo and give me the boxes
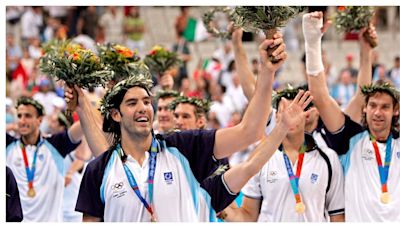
[111,182,124,190]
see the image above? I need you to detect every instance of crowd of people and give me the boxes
[5,6,400,222]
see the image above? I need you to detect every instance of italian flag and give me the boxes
[183,17,209,42]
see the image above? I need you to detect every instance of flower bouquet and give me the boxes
[97,43,141,82]
[333,6,377,48]
[40,39,113,115]
[233,6,305,63]
[143,45,182,76]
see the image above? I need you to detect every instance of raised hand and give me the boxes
[280,90,313,130]
[159,73,174,90]
[259,31,287,73]
[359,24,378,50]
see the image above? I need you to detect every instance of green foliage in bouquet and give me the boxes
[233,6,305,34]
[39,39,113,89]
[233,6,304,62]
[143,45,182,76]
[333,6,374,32]
[97,43,141,82]
[333,6,376,47]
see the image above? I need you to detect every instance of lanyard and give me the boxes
[282,143,307,213]
[119,137,158,221]
[370,134,392,203]
[20,140,43,190]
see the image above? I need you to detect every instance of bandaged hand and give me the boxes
[302,12,324,76]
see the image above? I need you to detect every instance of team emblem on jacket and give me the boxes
[362,149,374,161]
[310,173,318,184]
[111,181,127,198]
[163,172,173,184]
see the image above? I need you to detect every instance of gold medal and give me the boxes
[295,202,306,214]
[27,188,36,198]
[380,192,391,204]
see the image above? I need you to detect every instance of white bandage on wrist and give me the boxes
[302,14,324,76]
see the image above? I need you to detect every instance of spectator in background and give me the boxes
[44,6,68,24]
[209,82,232,128]
[98,6,124,44]
[28,37,42,60]
[388,56,400,87]
[20,6,43,47]
[77,6,99,41]
[124,6,145,56]
[33,78,62,116]
[218,60,235,89]
[172,32,192,90]
[223,73,248,115]
[343,53,359,81]
[331,69,356,110]
[212,40,235,72]
[6,33,23,75]
[175,6,190,38]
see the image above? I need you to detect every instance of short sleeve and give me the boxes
[6,167,23,222]
[324,149,345,216]
[164,129,217,182]
[324,114,364,155]
[75,152,110,219]
[201,173,238,213]
[47,130,81,158]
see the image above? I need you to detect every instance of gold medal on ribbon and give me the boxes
[380,192,391,204]
[295,202,306,214]
[27,188,36,198]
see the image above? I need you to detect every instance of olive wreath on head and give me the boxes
[16,96,45,117]
[202,7,235,40]
[272,84,313,110]
[361,82,400,103]
[168,95,211,114]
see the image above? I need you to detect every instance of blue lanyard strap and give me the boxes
[119,137,158,217]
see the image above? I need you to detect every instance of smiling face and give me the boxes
[111,87,154,139]
[17,104,42,137]
[364,92,399,138]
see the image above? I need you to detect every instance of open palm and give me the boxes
[281,91,313,129]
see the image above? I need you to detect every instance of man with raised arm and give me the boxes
[68,34,287,222]
[304,11,399,222]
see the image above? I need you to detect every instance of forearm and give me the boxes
[76,95,109,156]
[223,203,258,222]
[345,47,372,123]
[233,42,256,101]
[330,214,345,222]
[224,124,287,193]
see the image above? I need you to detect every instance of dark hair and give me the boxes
[273,84,313,110]
[16,97,45,117]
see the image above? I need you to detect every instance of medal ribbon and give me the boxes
[120,137,158,220]
[370,134,392,194]
[283,144,307,204]
[20,140,43,191]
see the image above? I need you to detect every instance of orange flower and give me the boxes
[338,6,346,11]
[72,52,80,61]
[149,50,157,56]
